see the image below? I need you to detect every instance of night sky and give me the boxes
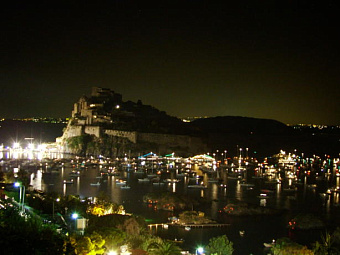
[1,2,339,125]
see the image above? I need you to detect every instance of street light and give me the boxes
[53,198,60,219]
[13,142,20,149]
[71,213,79,232]
[14,182,25,214]
[71,213,79,220]
[196,246,204,255]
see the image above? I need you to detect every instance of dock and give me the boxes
[148,223,230,230]
[178,223,230,228]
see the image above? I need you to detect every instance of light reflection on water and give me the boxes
[40,165,339,254]
[2,152,339,255]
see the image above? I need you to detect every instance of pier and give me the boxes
[178,223,230,228]
[148,223,230,230]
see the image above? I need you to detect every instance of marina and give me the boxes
[1,149,340,254]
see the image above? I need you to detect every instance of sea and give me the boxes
[3,151,339,255]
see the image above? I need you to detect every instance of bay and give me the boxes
[4,152,340,255]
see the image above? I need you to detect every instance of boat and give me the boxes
[152,182,165,185]
[163,178,180,183]
[147,174,157,178]
[265,179,281,184]
[263,242,273,248]
[283,187,297,192]
[138,178,150,182]
[134,170,145,174]
[120,185,131,189]
[261,189,274,194]
[63,179,74,184]
[258,193,270,199]
[184,226,191,231]
[307,184,317,189]
[90,182,101,186]
[116,179,127,185]
[187,185,207,189]
[188,175,201,181]
[263,240,276,248]
[69,171,80,177]
[240,183,255,187]
[108,171,120,176]
[173,238,184,243]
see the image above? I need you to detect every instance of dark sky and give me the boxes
[1,1,339,125]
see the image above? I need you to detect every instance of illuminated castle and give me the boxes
[57,87,207,156]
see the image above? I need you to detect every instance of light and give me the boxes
[13,142,20,149]
[71,213,79,220]
[107,251,117,255]
[13,182,25,213]
[28,143,34,150]
[196,247,204,254]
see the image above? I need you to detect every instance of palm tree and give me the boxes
[147,240,182,255]
[314,231,339,255]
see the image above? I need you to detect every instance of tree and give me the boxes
[139,235,163,251]
[86,195,123,216]
[4,170,15,183]
[67,134,94,156]
[178,211,213,225]
[96,228,127,252]
[147,240,182,255]
[313,231,340,255]
[71,232,105,255]
[0,206,64,254]
[118,217,142,236]
[333,227,340,245]
[205,235,234,255]
[271,237,314,255]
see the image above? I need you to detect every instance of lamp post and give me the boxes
[71,213,78,231]
[196,246,204,255]
[53,198,60,219]
[14,182,25,214]
[224,150,227,165]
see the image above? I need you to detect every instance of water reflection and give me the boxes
[2,152,340,254]
[30,170,43,191]
[235,181,242,200]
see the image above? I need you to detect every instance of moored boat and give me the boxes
[90,182,101,186]
[188,185,207,189]
[138,178,150,182]
[63,179,74,184]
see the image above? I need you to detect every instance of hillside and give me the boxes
[189,116,340,158]
[190,116,292,135]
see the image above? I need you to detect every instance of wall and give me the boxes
[137,132,207,155]
[85,126,101,137]
[105,129,137,143]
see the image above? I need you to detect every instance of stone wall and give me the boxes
[105,129,137,143]
[63,125,83,139]
[85,126,101,137]
[57,119,207,156]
